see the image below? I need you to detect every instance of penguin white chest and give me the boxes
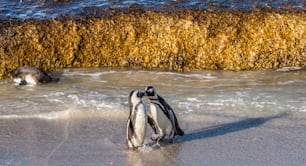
[133,105,147,134]
[12,77,22,84]
[13,75,37,85]
[24,75,38,85]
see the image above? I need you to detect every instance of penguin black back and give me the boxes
[156,95,184,136]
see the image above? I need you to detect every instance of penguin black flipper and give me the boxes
[148,115,158,134]
[38,68,61,83]
[127,117,135,140]
[126,108,138,149]
[157,95,184,136]
[127,97,137,141]
[126,93,135,146]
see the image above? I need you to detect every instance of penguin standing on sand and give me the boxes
[10,66,59,85]
[145,85,184,143]
[126,90,148,149]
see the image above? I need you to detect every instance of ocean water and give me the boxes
[0,0,305,19]
[0,68,305,119]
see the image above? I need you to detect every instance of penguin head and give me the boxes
[10,69,38,85]
[145,85,156,97]
[10,69,25,84]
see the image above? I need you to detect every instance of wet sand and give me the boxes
[1,111,305,166]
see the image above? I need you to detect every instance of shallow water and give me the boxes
[0,0,305,19]
[0,68,306,165]
[0,68,305,118]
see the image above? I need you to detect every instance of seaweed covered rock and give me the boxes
[0,9,305,79]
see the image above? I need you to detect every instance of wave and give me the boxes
[0,107,127,120]
[0,108,73,120]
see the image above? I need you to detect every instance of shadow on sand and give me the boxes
[175,113,287,143]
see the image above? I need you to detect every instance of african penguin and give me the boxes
[145,85,184,143]
[126,90,148,149]
[10,66,59,85]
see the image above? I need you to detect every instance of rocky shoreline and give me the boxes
[0,9,305,79]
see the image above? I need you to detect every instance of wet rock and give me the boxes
[0,9,305,79]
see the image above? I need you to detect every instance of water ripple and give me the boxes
[0,0,304,19]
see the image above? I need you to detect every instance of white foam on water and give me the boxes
[45,91,66,97]
[0,108,72,120]
[186,97,200,102]
[155,71,217,80]
[62,70,117,77]
[0,106,127,120]
[176,90,306,114]
[277,80,295,85]
[207,102,224,106]
[66,94,123,110]
[276,67,303,72]
[137,144,154,152]
[298,106,306,112]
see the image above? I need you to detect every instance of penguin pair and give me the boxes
[10,66,59,85]
[126,86,184,149]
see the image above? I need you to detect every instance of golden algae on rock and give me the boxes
[0,19,80,78]
[0,9,305,79]
[238,12,305,69]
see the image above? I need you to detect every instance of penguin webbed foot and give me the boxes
[169,137,176,143]
[151,142,160,148]
[163,136,176,143]
[151,134,177,144]
[150,134,164,142]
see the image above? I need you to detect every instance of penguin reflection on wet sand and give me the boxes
[126,90,148,149]
[10,66,59,85]
[145,85,184,143]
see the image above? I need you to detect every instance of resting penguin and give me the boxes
[145,85,184,143]
[10,66,59,85]
[126,90,148,149]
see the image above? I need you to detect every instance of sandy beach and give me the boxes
[1,111,305,166]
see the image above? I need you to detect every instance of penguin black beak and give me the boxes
[140,91,145,98]
[137,91,145,98]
